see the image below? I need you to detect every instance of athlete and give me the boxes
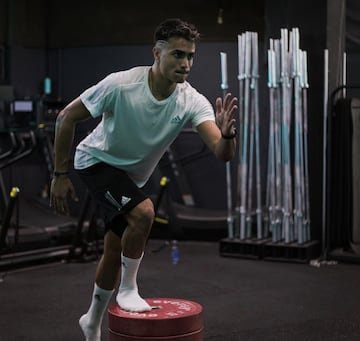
[50,18,237,341]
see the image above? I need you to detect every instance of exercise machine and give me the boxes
[0,123,76,270]
[325,85,360,263]
[150,129,232,241]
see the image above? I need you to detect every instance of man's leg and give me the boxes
[79,230,121,341]
[79,198,154,340]
[116,198,154,312]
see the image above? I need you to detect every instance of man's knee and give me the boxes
[127,199,154,234]
[103,231,122,263]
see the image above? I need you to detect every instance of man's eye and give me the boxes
[174,51,185,59]
[173,51,194,61]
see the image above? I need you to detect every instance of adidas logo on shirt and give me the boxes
[170,115,182,124]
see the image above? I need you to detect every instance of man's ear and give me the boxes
[152,46,161,62]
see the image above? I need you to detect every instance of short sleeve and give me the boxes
[80,73,118,118]
[191,93,215,128]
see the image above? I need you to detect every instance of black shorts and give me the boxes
[75,162,149,237]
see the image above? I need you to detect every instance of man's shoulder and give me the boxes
[179,81,210,103]
[111,66,149,83]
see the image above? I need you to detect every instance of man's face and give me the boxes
[156,37,196,83]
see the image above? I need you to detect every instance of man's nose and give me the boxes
[180,57,191,70]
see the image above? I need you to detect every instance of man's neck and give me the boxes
[149,66,176,100]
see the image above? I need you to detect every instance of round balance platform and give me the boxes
[108,298,204,340]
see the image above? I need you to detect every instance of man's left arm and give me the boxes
[197,93,238,162]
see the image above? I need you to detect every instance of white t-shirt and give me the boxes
[74,66,215,187]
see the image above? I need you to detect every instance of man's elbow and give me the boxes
[215,149,236,162]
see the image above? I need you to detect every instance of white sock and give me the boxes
[116,253,151,312]
[79,283,114,341]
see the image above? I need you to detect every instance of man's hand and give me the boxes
[50,176,78,215]
[215,93,238,138]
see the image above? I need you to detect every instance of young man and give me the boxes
[50,18,237,341]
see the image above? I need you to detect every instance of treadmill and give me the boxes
[0,105,77,269]
[151,130,232,241]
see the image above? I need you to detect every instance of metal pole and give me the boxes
[322,49,329,257]
[236,34,245,237]
[292,28,304,243]
[265,48,274,238]
[267,46,279,241]
[220,52,234,239]
[251,32,263,239]
[273,39,283,242]
[301,50,311,242]
[280,28,293,243]
[239,32,252,240]
[342,52,346,97]
[246,32,257,239]
[246,83,255,239]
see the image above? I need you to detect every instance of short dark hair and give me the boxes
[154,18,200,43]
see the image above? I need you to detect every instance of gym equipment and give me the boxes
[220,27,320,263]
[236,31,263,241]
[108,298,203,340]
[322,49,329,259]
[220,51,235,239]
[325,85,360,263]
[0,126,76,270]
[0,129,38,214]
[151,131,232,241]
[0,186,19,250]
[0,85,14,130]
[266,39,281,242]
[67,189,105,262]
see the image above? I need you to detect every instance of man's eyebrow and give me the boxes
[172,49,195,56]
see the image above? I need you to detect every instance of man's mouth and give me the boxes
[176,70,189,75]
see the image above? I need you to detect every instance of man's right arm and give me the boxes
[50,97,92,214]
[54,97,92,173]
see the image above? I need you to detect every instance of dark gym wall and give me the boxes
[0,0,47,84]
[0,0,46,47]
[0,0,264,100]
[0,0,264,47]
[43,1,264,47]
[346,0,360,99]
[1,0,360,241]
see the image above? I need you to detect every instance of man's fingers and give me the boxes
[229,102,238,116]
[222,95,237,114]
[216,95,238,135]
[228,97,238,112]
[215,97,223,113]
[69,186,79,202]
[51,196,67,215]
[223,93,237,110]
[62,200,70,215]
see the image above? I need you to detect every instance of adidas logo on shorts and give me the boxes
[121,196,131,206]
[105,191,131,210]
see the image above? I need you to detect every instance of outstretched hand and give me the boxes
[50,176,78,215]
[215,93,238,137]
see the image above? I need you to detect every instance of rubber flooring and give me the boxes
[0,240,359,341]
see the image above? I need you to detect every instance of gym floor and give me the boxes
[0,239,359,341]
